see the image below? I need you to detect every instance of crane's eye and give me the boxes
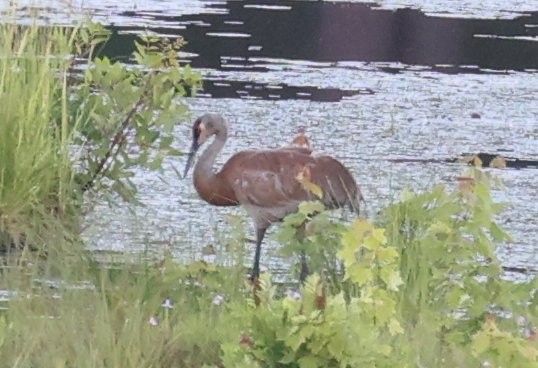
[193,120,201,141]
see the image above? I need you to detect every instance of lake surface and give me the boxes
[3,0,537,278]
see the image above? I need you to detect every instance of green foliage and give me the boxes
[0,14,201,248]
[339,219,402,297]
[0,9,536,366]
[223,220,406,368]
[228,169,538,367]
[0,170,537,367]
[380,169,537,365]
[472,315,538,368]
[277,201,346,290]
[384,171,507,321]
[71,28,201,203]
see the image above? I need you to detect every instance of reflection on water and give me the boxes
[1,0,536,277]
[100,1,538,100]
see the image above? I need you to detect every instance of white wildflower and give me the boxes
[212,294,225,306]
[148,316,159,326]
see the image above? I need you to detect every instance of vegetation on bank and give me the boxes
[0,18,201,251]
[0,13,537,368]
[1,168,537,367]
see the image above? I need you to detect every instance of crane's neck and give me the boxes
[194,129,227,179]
[193,128,237,206]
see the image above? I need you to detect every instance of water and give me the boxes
[3,0,537,277]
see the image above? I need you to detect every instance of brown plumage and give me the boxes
[183,113,362,280]
[288,127,312,153]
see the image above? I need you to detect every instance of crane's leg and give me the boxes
[250,227,267,281]
[299,250,309,283]
[296,222,309,283]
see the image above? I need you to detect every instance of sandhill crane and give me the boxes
[183,113,362,280]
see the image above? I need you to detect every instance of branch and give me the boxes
[80,92,148,193]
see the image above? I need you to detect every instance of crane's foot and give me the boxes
[248,270,258,282]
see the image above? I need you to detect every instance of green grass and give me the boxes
[0,21,80,249]
[0,251,246,368]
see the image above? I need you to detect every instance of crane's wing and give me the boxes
[217,149,362,227]
[220,150,315,208]
[309,156,362,213]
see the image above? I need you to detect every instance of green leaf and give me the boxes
[379,266,403,291]
[388,318,404,336]
[347,265,372,286]
[400,188,415,201]
[363,235,381,250]
[282,212,307,227]
[490,222,511,241]
[377,344,393,356]
[337,240,357,267]
[376,247,399,263]
[279,351,298,364]
[326,333,346,359]
[371,228,387,244]
[148,155,163,171]
[0,316,7,349]
[286,331,306,351]
[298,201,325,215]
[163,148,183,157]
[298,355,321,368]
[472,330,491,355]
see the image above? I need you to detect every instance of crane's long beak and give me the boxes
[183,140,199,178]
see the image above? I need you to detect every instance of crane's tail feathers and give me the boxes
[324,175,363,217]
[338,175,361,216]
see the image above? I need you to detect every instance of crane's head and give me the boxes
[183,113,225,178]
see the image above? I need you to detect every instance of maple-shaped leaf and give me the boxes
[295,166,323,199]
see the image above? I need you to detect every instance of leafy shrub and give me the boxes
[72,28,201,203]
[222,218,405,368]
[381,169,537,365]
[222,170,538,367]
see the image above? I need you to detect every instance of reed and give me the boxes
[0,21,80,249]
